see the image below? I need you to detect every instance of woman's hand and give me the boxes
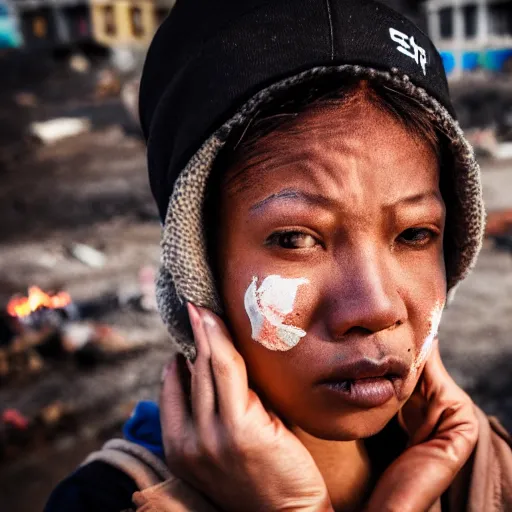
[364,341,479,512]
[160,303,333,512]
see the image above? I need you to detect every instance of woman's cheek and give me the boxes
[412,300,445,372]
[244,274,310,352]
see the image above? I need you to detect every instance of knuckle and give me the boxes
[181,436,202,462]
[197,434,218,460]
[211,351,239,378]
[163,433,181,459]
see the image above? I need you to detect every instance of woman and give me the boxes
[45,0,512,511]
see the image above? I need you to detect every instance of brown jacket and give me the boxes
[84,407,512,511]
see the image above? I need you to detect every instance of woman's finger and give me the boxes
[187,303,217,437]
[159,356,192,448]
[412,344,471,446]
[372,343,478,511]
[366,401,478,512]
[197,307,251,422]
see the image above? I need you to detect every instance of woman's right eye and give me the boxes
[266,231,319,249]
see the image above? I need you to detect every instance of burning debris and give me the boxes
[0,277,158,383]
[7,287,75,325]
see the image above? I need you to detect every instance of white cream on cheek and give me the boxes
[413,300,445,371]
[244,275,309,351]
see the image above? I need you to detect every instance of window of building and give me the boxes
[439,7,454,39]
[33,15,47,38]
[463,4,478,38]
[489,1,512,37]
[130,6,144,37]
[103,5,116,36]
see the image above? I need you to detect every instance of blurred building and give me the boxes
[90,0,174,49]
[425,0,512,77]
[10,0,91,48]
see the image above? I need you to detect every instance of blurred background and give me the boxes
[0,0,511,510]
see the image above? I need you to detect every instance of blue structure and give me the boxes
[0,1,23,48]
[425,0,512,77]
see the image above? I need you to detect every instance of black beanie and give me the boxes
[140,0,455,221]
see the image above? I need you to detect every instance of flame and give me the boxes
[7,287,72,318]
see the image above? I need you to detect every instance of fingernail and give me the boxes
[161,359,174,383]
[197,306,217,330]
[187,302,200,326]
[186,358,194,373]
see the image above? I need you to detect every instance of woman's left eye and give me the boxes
[398,228,438,246]
[266,231,319,249]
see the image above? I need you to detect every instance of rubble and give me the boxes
[485,209,512,238]
[30,118,91,145]
[495,143,512,161]
[0,275,164,385]
[138,266,158,312]
[484,209,512,254]
[0,55,167,508]
[13,92,37,108]
[465,127,499,158]
[95,69,121,99]
[1,409,29,430]
[39,402,65,427]
[68,54,90,74]
[121,78,141,127]
[69,243,106,269]
[60,323,95,352]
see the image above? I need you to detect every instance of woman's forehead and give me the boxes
[224,99,439,204]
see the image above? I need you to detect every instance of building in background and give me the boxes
[91,0,174,49]
[10,0,91,49]
[425,0,512,77]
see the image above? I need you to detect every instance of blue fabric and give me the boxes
[123,400,165,459]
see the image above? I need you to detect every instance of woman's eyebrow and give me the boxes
[384,190,444,209]
[249,188,333,212]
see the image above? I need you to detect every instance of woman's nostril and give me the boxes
[345,326,373,337]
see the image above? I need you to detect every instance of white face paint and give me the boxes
[413,301,445,371]
[244,275,309,351]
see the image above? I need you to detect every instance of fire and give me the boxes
[7,287,72,318]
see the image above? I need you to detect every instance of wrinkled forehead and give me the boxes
[222,99,440,206]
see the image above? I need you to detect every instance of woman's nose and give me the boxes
[323,246,407,339]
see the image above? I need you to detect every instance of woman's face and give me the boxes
[216,98,446,440]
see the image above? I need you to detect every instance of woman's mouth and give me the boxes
[316,356,409,409]
[321,377,397,408]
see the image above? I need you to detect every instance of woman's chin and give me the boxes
[293,405,400,441]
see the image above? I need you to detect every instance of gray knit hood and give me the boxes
[139,1,485,358]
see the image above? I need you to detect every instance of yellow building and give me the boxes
[91,0,175,48]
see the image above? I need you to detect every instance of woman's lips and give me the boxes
[316,356,409,408]
[320,377,396,408]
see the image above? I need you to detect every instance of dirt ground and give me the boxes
[0,54,511,512]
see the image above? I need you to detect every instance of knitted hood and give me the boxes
[139,0,485,358]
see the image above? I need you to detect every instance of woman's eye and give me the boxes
[267,231,319,249]
[398,228,437,246]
